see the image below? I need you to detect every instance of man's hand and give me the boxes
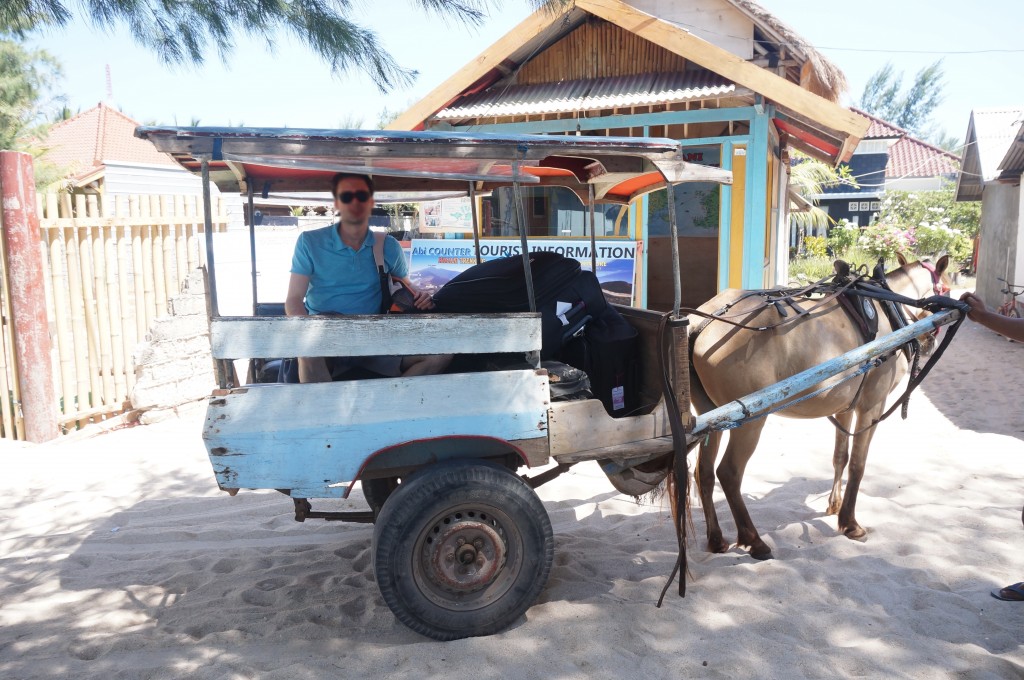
[411,287,435,310]
[398,277,435,310]
[959,291,988,322]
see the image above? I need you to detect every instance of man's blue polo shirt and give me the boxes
[290,225,408,315]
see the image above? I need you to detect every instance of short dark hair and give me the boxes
[331,173,374,196]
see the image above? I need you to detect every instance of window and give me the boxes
[870,201,881,211]
[848,201,859,212]
[859,201,871,211]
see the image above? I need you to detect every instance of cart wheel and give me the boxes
[372,460,553,640]
[361,477,399,518]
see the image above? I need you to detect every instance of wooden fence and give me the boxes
[0,192,228,439]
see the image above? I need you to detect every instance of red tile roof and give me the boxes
[851,107,960,178]
[853,108,904,139]
[42,102,175,180]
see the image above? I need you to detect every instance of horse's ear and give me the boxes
[935,254,950,275]
[833,259,850,277]
[896,252,909,266]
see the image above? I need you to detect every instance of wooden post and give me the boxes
[0,152,58,442]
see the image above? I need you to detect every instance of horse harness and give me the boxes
[684,261,965,437]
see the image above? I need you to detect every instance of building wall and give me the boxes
[629,0,754,58]
[103,161,245,228]
[976,182,1022,308]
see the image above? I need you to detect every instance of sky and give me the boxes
[24,0,1024,149]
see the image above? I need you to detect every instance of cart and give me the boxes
[136,127,966,640]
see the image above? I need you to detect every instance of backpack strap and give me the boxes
[372,231,393,313]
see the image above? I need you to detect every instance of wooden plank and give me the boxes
[115,197,137,391]
[210,313,543,359]
[149,195,167,317]
[47,228,74,417]
[577,0,869,142]
[547,398,670,456]
[89,195,114,406]
[130,196,146,342]
[101,195,128,402]
[75,195,102,410]
[64,223,91,416]
[553,435,674,465]
[203,370,550,497]
[36,216,229,229]
[387,8,562,130]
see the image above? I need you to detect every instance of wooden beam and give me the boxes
[387,9,563,131]
[577,0,869,141]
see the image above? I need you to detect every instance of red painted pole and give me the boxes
[0,152,58,442]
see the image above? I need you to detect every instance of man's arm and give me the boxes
[285,273,310,316]
[960,292,1024,342]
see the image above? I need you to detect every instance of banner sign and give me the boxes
[408,239,638,305]
[419,198,474,233]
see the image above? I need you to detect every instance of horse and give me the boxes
[688,254,951,560]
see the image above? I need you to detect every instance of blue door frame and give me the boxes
[443,105,776,300]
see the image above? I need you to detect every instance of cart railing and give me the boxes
[210,313,542,360]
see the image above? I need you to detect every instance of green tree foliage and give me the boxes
[859,60,951,146]
[0,39,61,149]
[0,39,66,184]
[3,0,563,92]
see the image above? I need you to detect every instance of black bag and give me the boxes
[541,361,593,402]
[560,306,639,417]
[433,253,608,359]
[432,252,583,313]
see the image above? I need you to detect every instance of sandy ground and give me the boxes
[2,301,1023,679]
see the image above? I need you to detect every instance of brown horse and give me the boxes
[689,255,950,559]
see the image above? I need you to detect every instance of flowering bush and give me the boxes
[803,235,827,258]
[913,220,972,263]
[859,223,916,261]
[826,220,859,257]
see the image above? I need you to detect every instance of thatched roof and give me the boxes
[729,0,847,102]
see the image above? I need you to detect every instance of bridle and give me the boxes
[919,260,951,296]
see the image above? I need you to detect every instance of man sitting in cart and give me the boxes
[285,172,451,382]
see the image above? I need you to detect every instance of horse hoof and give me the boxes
[707,539,729,554]
[843,526,867,542]
[751,548,774,561]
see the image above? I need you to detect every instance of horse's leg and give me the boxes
[696,430,729,553]
[716,419,772,559]
[837,401,885,540]
[827,411,854,515]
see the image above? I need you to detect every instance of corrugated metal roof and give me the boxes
[997,124,1024,176]
[434,72,742,120]
[969,108,1024,180]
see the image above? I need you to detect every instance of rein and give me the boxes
[688,263,969,437]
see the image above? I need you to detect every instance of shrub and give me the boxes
[859,223,916,261]
[913,222,972,263]
[803,235,827,258]
[826,220,859,257]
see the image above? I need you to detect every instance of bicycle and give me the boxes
[997,277,1024,319]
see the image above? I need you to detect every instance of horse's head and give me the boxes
[887,253,952,353]
[890,253,951,299]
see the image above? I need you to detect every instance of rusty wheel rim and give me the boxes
[413,504,521,611]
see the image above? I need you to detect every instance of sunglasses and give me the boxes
[337,190,371,204]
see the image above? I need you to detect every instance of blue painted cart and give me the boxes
[136,127,963,641]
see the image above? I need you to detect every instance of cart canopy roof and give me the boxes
[135,127,731,204]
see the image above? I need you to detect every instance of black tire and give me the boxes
[372,460,553,640]
[361,477,400,518]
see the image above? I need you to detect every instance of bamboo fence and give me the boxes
[0,192,228,439]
